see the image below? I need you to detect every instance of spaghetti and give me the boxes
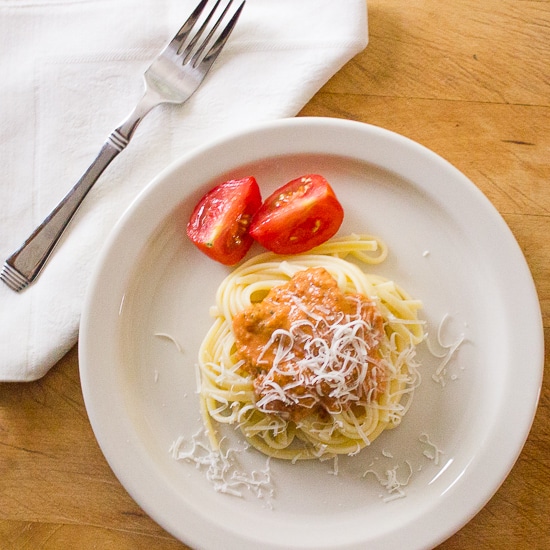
[198,235,424,460]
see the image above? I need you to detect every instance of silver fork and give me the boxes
[1,0,245,292]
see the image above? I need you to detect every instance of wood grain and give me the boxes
[1,1,549,548]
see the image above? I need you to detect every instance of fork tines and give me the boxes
[1,0,246,293]
[1,262,29,292]
[170,0,245,68]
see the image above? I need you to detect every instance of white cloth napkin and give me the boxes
[0,0,368,381]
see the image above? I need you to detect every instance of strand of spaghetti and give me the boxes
[197,235,423,459]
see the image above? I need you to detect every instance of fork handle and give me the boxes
[5,130,129,286]
[4,90,160,289]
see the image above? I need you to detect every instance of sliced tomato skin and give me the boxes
[249,174,344,255]
[186,176,262,265]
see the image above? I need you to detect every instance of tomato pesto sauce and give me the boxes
[232,267,387,421]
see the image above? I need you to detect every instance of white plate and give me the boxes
[79,117,543,550]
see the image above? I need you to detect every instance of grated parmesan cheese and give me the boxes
[363,461,413,502]
[154,332,184,353]
[328,455,339,476]
[419,433,444,465]
[253,304,386,418]
[169,430,274,502]
[427,315,465,386]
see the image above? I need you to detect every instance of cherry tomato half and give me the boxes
[186,176,262,265]
[249,174,344,255]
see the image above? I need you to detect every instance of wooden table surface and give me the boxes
[1,1,549,548]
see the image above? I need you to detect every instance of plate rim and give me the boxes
[79,116,544,550]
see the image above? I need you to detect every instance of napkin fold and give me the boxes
[0,0,368,381]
